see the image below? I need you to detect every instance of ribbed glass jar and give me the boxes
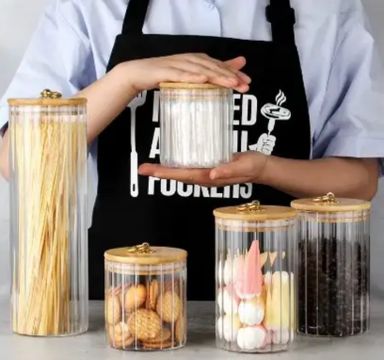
[160,82,233,168]
[291,194,370,337]
[104,244,187,351]
[8,93,88,336]
[214,202,297,353]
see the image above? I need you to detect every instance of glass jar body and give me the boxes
[215,218,297,353]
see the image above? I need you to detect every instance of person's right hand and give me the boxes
[117,53,251,93]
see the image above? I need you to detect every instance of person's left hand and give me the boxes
[138,151,269,187]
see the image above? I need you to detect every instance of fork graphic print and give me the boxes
[128,91,147,197]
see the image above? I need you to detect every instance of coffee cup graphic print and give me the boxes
[249,90,291,155]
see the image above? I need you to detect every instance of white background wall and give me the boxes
[0,0,383,297]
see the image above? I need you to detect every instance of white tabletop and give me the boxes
[0,298,383,360]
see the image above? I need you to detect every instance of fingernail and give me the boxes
[239,72,251,83]
[210,170,217,180]
[236,85,249,93]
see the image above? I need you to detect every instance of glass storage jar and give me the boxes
[9,90,88,336]
[159,82,233,168]
[104,243,187,351]
[214,201,297,353]
[291,193,371,337]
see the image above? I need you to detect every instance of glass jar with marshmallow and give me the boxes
[214,201,297,353]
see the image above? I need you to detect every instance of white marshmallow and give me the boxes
[264,330,272,346]
[238,298,265,326]
[272,329,293,345]
[237,326,267,350]
[217,288,239,315]
[223,257,234,285]
[216,315,241,342]
[218,255,237,286]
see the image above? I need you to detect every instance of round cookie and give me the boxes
[162,280,181,295]
[142,327,172,349]
[142,327,173,350]
[156,290,181,323]
[175,315,186,344]
[124,284,147,312]
[127,309,162,341]
[146,279,159,310]
[108,322,134,349]
[105,289,122,325]
[142,340,173,350]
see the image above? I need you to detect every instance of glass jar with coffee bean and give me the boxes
[291,193,370,337]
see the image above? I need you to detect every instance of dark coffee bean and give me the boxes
[298,236,369,336]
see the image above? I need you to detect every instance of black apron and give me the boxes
[89,0,311,300]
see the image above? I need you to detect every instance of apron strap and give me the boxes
[122,0,150,35]
[121,0,296,45]
[267,0,296,44]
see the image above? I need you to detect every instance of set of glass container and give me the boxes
[213,194,371,353]
[157,83,370,347]
[8,89,371,353]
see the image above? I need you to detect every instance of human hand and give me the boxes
[249,133,276,155]
[138,152,269,187]
[118,53,251,94]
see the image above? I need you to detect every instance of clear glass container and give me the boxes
[214,201,297,353]
[104,243,187,351]
[159,82,233,168]
[291,193,370,337]
[8,91,88,336]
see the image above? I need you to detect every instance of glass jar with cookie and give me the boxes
[104,243,187,351]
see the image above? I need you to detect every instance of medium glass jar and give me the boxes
[159,82,233,168]
[214,201,297,353]
[291,193,371,337]
[104,243,187,351]
[9,90,88,336]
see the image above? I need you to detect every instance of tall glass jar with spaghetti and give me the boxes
[104,243,187,351]
[214,202,297,353]
[8,90,88,336]
[291,193,371,337]
[159,82,233,168]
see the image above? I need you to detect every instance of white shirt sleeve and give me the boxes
[0,0,95,131]
[312,5,384,172]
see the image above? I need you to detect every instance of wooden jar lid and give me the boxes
[104,243,187,265]
[214,201,297,222]
[8,89,87,107]
[291,193,371,212]
[8,98,87,106]
[159,82,226,90]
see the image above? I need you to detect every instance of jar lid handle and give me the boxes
[125,242,154,254]
[40,89,62,99]
[312,192,338,204]
[237,200,265,213]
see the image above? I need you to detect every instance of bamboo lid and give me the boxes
[291,193,371,212]
[8,89,87,106]
[214,201,297,221]
[8,98,87,106]
[104,243,187,265]
[159,82,226,90]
